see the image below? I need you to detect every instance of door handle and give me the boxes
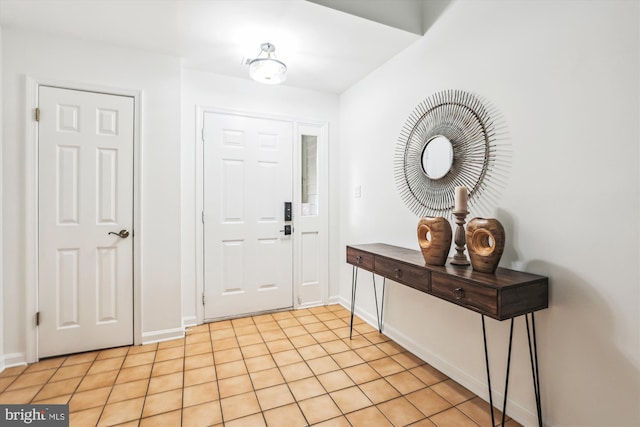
[109,229,130,239]
[279,225,292,235]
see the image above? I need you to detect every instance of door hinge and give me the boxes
[36,312,40,326]
[202,294,205,305]
[201,211,205,224]
[35,108,41,122]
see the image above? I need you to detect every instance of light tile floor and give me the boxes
[0,305,522,426]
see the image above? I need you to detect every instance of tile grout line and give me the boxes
[261,312,309,426]
[44,351,100,409]
[28,354,69,405]
[181,333,187,427]
[228,315,263,426]
[272,309,366,426]
[277,310,321,427]
[286,308,351,426]
[98,345,146,425]
[302,311,382,425]
[249,313,282,427]
[92,351,117,425]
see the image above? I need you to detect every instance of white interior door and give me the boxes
[38,86,134,358]
[203,112,293,319]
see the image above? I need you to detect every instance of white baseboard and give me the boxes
[141,327,185,345]
[328,295,342,306]
[296,301,325,310]
[336,296,351,311]
[182,316,198,328]
[2,352,27,370]
[337,296,538,427]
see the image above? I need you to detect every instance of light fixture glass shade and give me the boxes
[249,57,287,84]
[248,43,287,84]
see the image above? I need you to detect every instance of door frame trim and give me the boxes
[25,76,143,363]
[194,106,329,324]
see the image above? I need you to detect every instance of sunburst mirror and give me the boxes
[394,89,509,217]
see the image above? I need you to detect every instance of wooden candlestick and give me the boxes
[450,210,470,266]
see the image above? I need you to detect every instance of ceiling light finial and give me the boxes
[248,42,287,85]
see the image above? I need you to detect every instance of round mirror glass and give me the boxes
[421,135,453,180]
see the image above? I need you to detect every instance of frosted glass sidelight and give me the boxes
[301,135,318,216]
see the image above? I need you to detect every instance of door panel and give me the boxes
[203,112,293,319]
[56,249,79,328]
[38,86,134,358]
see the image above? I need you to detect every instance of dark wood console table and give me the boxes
[346,243,548,427]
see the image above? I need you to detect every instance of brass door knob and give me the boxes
[109,229,130,238]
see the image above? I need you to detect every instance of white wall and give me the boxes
[0,23,4,372]
[180,68,340,325]
[339,1,639,426]
[2,28,183,362]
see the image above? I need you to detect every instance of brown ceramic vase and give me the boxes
[466,218,505,273]
[417,217,452,266]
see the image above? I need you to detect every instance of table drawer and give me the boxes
[375,257,430,292]
[431,272,497,316]
[346,247,374,271]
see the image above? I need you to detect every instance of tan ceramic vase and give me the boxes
[466,218,505,273]
[417,217,452,266]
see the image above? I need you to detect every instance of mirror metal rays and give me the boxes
[394,89,509,217]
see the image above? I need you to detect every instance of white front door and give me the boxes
[203,112,293,319]
[38,86,134,358]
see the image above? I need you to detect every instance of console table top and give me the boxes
[348,243,546,289]
[347,243,549,320]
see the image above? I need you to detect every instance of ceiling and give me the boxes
[0,0,445,94]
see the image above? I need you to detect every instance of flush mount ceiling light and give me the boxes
[247,42,287,84]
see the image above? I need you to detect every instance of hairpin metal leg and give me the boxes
[349,266,359,340]
[372,274,386,333]
[526,312,543,427]
[501,318,515,426]
[482,315,515,427]
[482,315,496,427]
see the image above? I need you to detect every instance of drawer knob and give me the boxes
[356,255,362,263]
[453,287,465,300]
[394,268,402,278]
